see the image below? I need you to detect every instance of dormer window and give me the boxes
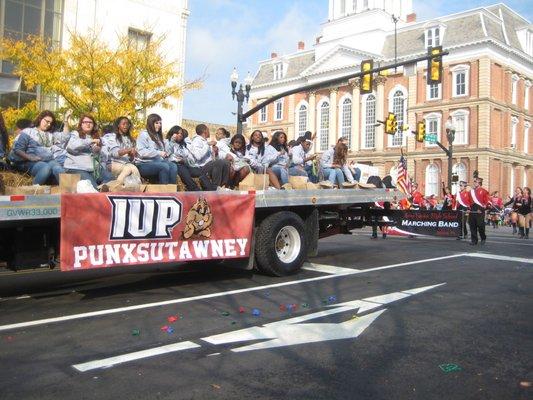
[274,62,284,80]
[426,27,440,48]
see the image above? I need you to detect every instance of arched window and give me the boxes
[319,101,330,151]
[450,109,469,145]
[391,90,405,147]
[340,97,352,148]
[297,103,308,137]
[425,164,439,197]
[363,95,376,149]
[451,162,467,195]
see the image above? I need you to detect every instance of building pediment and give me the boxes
[301,45,381,77]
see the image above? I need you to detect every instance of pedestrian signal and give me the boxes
[416,121,426,142]
[360,60,373,94]
[427,46,443,84]
[385,112,397,135]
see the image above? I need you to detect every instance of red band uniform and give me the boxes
[469,180,491,245]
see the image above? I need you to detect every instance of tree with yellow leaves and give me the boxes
[0,30,200,129]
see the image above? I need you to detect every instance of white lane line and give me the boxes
[465,253,533,264]
[0,254,464,333]
[72,341,200,372]
[302,263,360,274]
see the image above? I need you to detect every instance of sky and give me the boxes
[182,0,532,126]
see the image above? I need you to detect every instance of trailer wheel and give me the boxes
[255,211,306,276]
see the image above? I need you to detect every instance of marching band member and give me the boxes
[454,181,471,240]
[469,177,491,245]
[410,183,424,210]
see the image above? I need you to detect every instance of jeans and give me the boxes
[16,160,64,185]
[65,167,113,189]
[136,160,178,185]
[350,167,361,182]
[323,167,345,186]
[272,165,289,185]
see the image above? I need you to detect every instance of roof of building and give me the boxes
[252,3,531,89]
[253,51,315,86]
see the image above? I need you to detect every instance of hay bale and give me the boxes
[0,171,33,189]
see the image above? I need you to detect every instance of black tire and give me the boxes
[255,211,306,276]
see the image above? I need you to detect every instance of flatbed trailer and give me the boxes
[0,188,403,276]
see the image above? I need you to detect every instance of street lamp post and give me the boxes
[444,118,456,189]
[231,68,253,136]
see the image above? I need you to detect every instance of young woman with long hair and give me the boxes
[320,137,356,188]
[135,113,178,185]
[64,113,112,188]
[224,133,250,188]
[101,116,141,190]
[517,187,531,239]
[504,187,523,234]
[245,130,280,189]
[269,131,306,186]
[10,110,68,184]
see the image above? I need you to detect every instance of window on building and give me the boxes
[511,116,518,148]
[274,99,283,121]
[427,83,441,100]
[340,97,352,148]
[128,28,151,51]
[297,103,308,137]
[451,162,467,194]
[0,0,63,109]
[391,90,405,147]
[260,106,267,123]
[511,74,519,105]
[364,95,376,149]
[274,63,284,80]
[425,27,441,48]
[451,110,469,145]
[525,81,531,110]
[452,65,469,97]
[425,164,439,197]
[524,122,530,154]
[424,113,441,147]
[319,101,330,151]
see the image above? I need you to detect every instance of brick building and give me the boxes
[248,0,532,197]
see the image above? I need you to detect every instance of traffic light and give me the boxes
[360,59,374,94]
[385,112,397,135]
[416,121,426,142]
[427,46,443,84]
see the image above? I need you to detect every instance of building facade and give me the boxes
[248,0,532,198]
[0,0,189,125]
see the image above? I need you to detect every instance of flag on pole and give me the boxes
[396,154,411,195]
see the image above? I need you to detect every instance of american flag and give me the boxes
[396,155,411,194]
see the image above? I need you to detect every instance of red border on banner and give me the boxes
[60,192,255,271]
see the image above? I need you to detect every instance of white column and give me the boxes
[350,78,361,152]
[309,92,316,134]
[329,89,338,148]
[288,94,295,140]
[375,76,386,152]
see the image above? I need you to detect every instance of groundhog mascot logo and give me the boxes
[181,197,213,239]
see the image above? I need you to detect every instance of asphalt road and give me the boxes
[0,227,531,400]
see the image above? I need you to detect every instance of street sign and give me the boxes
[425,133,437,144]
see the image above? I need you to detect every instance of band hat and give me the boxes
[459,181,467,185]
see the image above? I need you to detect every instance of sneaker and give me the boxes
[319,181,334,189]
[281,183,293,190]
[480,240,486,245]
[216,186,233,192]
[469,242,477,246]
[456,236,463,240]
